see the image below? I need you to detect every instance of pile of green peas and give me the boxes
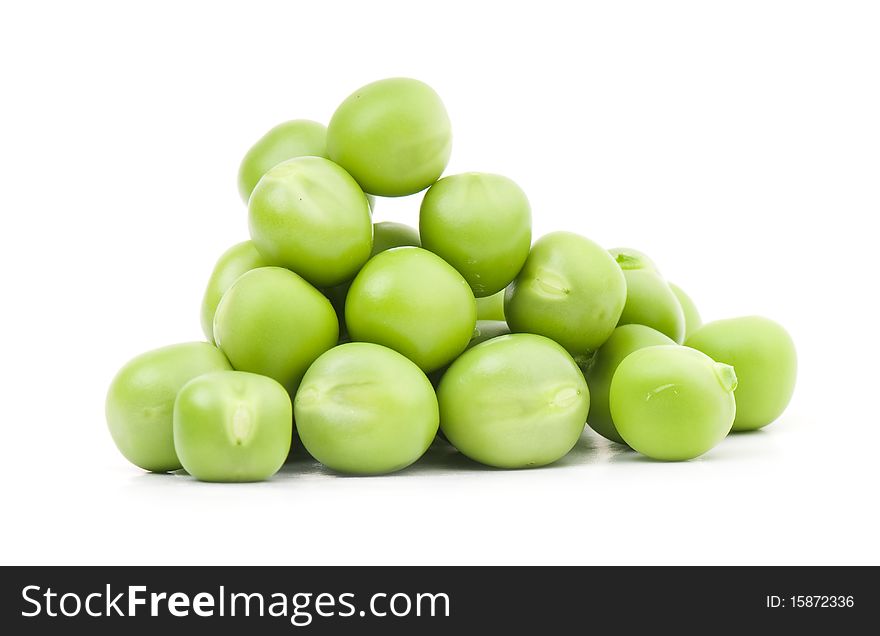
[106,77,797,481]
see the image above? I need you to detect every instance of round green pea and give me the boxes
[321,221,421,337]
[173,371,292,482]
[686,316,796,431]
[610,345,737,461]
[237,119,327,203]
[248,156,373,287]
[439,334,589,468]
[469,320,511,348]
[327,78,452,197]
[200,240,270,343]
[419,172,531,297]
[345,247,476,373]
[213,267,338,393]
[106,342,232,472]
[584,324,675,444]
[608,247,658,273]
[294,342,439,475]
[476,289,506,321]
[618,269,686,343]
[504,231,626,357]
[610,247,685,343]
[669,282,702,340]
[370,221,421,254]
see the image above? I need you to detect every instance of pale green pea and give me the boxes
[505,231,626,357]
[438,333,589,468]
[248,156,373,287]
[200,241,270,343]
[420,172,531,297]
[669,282,702,340]
[237,119,327,203]
[476,290,506,321]
[686,316,796,431]
[327,78,452,197]
[610,247,685,343]
[174,371,292,482]
[321,221,421,339]
[345,247,476,373]
[106,342,232,472]
[213,267,338,394]
[610,345,737,461]
[294,342,439,475]
[584,324,675,444]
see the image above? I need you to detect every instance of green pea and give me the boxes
[438,334,589,468]
[321,221,421,338]
[476,289,506,321]
[327,78,452,197]
[370,221,421,254]
[619,269,686,343]
[213,267,338,393]
[610,246,685,343]
[504,231,626,358]
[610,345,737,461]
[173,371,292,482]
[420,173,531,297]
[106,342,232,472]
[237,119,328,203]
[294,342,439,475]
[345,247,476,373]
[608,247,658,272]
[584,324,675,444]
[669,282,702,340]
[248,156,373,287]
[200,241,270,343]
[686,316,796,431]
[469,320,511,348]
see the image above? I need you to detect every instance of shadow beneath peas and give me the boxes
[727,428,770,437]
[277,427,649,478]
[397,429,627,475]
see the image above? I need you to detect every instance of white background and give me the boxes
[2,1,878,565]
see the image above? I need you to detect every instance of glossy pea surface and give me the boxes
[438,334,589,468]
[420,172,531,297]
[294,342,439,475]
[174,371,292,482]
[327,78,452,197]
[611,247,685,343]
[345,247,476,373]
[200,240,270,343]
[237,119,327,203]
[584,324,675,444]
[610,345,737,461]
[248,156,373,287]
[686,316,796,431]
[505,231,626,357]
[213,267,338,393]
[106,342,232,472]
[669,282,702,340]
[476,290,506,321]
